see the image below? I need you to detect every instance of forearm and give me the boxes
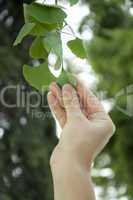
[51,154,96,200]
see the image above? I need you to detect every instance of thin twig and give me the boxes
[64,20,76,37]
[57,30,76,37]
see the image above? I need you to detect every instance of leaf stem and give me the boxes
[64,20,76,37]
[57,30,75,37]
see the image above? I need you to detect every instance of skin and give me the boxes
[47,81,115,200]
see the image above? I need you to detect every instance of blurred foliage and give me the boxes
[0,0,57,200]
[1,0,133,200]
[80,0,133,199]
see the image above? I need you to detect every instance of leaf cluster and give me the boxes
[14,1,87,91]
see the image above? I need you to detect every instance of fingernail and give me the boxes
[51,82,57,86]
[49,82,56,89]
[63,84,72,91]
[47,91,52,98]
[47,92,56,104]
[50,82,56,86]
[62,84,73,100]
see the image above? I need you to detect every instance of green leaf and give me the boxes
[29,37,48,59]
[69,0,79,6]
[13,23,35,46]
[57,70,77,87]
[31,20,62,33]
[30,23,48,36]
[26,3,67,25]
[24,15,63,32]
[23,63,56,91]
[23,4,64,31]
[44,32,62,57]
[24,6,61,32]
[43,31,63,69]
[43,22,63,31]
[67,38,86,59]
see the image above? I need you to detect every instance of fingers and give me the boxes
[62,84,82,119]
[49,80,106,124]
[77,80,106,120]
[48,82,82,125]
[47,92,66,128]
[49,82,64,107]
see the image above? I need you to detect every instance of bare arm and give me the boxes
[48,81,115,200]
[51,155,96,200]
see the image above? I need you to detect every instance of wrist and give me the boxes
[51,156,91,185]
[50,146,92,176]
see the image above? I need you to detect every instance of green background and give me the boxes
[0,0,133,199]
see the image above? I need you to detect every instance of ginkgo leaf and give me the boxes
[69,0,79,6]
[13,23,35,46]
[23,4,63,31]
[43,32,63,69]
[67,38,86,59]
[43,32,62,57]
[31,20,63,32]
[26,3,67,25]
[29,37,48,59]
[42,22,63,31]
[57,70,77,87]
[23,63,56,91]
[30,23,48,36]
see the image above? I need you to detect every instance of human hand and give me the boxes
[47,81,115,169]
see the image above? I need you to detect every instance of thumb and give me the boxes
[62,84,81,119]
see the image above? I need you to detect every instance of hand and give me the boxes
[47,81,115,169]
